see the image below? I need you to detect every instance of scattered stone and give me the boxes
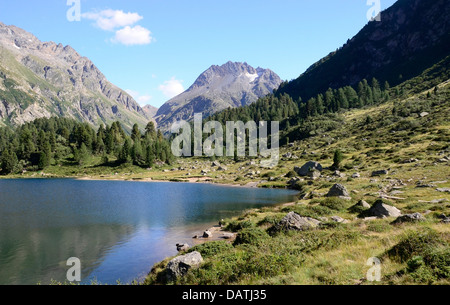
[333,170,345,178]
[351,173,361,178]
[419,112,429,118]
[436,188,450,193]
[431,198,449,204]
[211,161,221,167]
[367,200,402,218]
[441,217,450,224]
[294,161,323,177]
[282,152,293,159]
[401,158,419,164]
[166,251,203,281]
[326,184,351,199]
[390,190,404,195]
[330,216,349,223]
[354,200,371,210]
[275,212,321,231]
[391,213,425,225]
[221,233,235,240]
[203,230,212,238]
[176,243,190,252]
[218,166,228,171]
[307,170,321,180]
[371,170,389,177]
[288,143,295,148]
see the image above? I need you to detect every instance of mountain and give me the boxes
[0,22,150,130]
[142,104,159,119]
[155,61,282,130]
[276,0,450,101]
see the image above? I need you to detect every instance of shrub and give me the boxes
[189,241,234,259]
[234,227,269,246]
[320,197,351,211]
[386,228,446,263]
[224,220,255,232]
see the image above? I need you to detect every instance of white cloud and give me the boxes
[126,89,152,105]
[158,77,185,99]
[112,25,153,46]
[82,9,143,31]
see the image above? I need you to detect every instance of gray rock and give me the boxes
[357,200,371,209]
[391,213,425,224]
[203,230,212,238]
[275,212,321,231]
[307,170,321,180]
[333,171,346,178]
[176,243,190,252]
[166,251,203,281]
[330,216,348,223]
[436,188,450,193]
[221,233,235,239]
[419,112,429,118]
[441,217,450,224]
[326,184,350,198]
[211,161,221,167]
[351,173,361,178]
[371,170,389,177]
[294,161,323,176]
[367,200,402,218]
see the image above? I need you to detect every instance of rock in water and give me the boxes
[166,251,203,281]
[326,184,350,198]
[367,200,402,218]
[275,212,321,231]
[203,230,212,238]
[176,243,190,252]
[294,161,323,176]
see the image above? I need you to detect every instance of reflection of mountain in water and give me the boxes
[0,223,135,285]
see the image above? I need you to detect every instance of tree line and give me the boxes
[0,117,174,175]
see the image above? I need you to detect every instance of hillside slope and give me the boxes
[0,22,149,130]
[276,0,450,101]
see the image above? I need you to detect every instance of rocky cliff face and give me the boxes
[277,0,450,101]
[0,22,149,129]
[155,61,282,130]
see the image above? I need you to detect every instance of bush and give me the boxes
[386,228,447,263]
[224,220,255,232]
[320,197,351,211]
[189,241,234,259]
[234,227,269,246]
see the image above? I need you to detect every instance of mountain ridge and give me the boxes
[0,22,149,130]
[155,61,282,130]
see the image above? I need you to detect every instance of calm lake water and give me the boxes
[0,179,298,285]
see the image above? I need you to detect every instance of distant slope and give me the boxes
[0,22,150,130]
[155,61,282,130]
[276,0,450,101]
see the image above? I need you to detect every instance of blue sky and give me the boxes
[0,0,397,108]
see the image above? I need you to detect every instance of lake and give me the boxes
[0,179,298,285]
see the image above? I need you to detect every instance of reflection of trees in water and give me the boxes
[0,224,135,285]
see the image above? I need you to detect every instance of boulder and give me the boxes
[294,161,323,176]
[166,251,203,281]
[307,170,321,180]
[333,171,345,178]
[275,212,321,231]
[176,243,190,252]
[367,200,402,218]
[211,161,221,167]
[436,188,450,193]
[203,230,212,238]
[221,233,235,239]
[391,213,425,225]
[371,170,389,177]
[326,184,350,198]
